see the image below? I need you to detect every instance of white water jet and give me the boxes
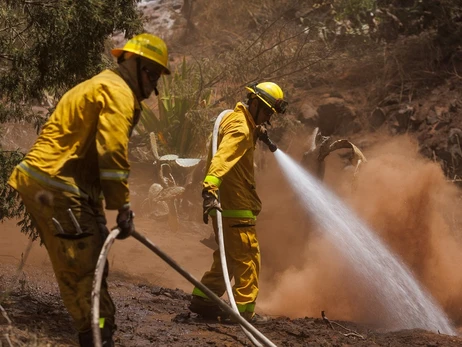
[274,150,455,335]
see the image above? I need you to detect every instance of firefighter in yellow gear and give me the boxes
[189,82,288,323]
[8,33,170,347]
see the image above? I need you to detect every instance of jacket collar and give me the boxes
[111,69,141,111]
[235,102,256,129]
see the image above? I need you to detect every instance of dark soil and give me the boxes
[2,265,462,347]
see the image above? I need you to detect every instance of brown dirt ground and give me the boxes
[1,221,462,347]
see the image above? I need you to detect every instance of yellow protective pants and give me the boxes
[193,217,261,314]
[9,169,115,332]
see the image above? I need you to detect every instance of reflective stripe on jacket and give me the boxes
[8,69,140,210]
[203,102,261,216]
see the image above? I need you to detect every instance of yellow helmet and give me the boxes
[245,82,288,114]
[111,33,171,75]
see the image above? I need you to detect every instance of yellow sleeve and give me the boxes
[203,113,251,193]
[95,84,135,210]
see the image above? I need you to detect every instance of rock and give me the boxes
[449,99,461,112]
[449,128,462,144]
[434,105,449,118]
[348,119,363,134]
[369,107,386,130]
[297,102,318,126]
[316,97,356,136]
[393,104,415,132]
[329,91,343,98]
[449,143,462,166]
[435,148,453,163]
[426,111,439,125]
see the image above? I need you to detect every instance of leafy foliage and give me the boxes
[0,0,143,237]
[0,0,142,117]
[0,150,34,239]
[325,0,462,44]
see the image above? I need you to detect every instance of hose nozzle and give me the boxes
[259,132,278,152]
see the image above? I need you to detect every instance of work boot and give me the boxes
[78,325,115,347]
[221,312,271,325]
[189,295,226,320]
[241,312,271,325]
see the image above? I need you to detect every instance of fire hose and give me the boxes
[210,110,264,347]
[91,228,277,347]
[208,110,278,347]
[91,110,278,347]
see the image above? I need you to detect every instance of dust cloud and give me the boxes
[257,134,462,328]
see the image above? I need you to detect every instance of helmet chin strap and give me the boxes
[252,98,272,126]
[136,57,149,100]
[253,98,262,124]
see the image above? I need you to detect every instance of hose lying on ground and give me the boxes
[91,227,278,347]
[91,227,120,347]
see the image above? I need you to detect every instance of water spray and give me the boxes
[272,149,456,335]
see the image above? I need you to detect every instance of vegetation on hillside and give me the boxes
[0,0,143,237]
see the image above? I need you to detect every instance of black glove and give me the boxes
[116,208,135,239]
[255,124,268,139]
[256,125,277,152]
[202,190,222,224]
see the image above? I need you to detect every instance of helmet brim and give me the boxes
[112,48,127,59]
[111,48,171,75]
[246,86,279,114]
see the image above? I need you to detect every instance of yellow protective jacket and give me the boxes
[203,102,261,218]
[8,69,140,210]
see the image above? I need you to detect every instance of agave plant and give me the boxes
[137,57,213,159]
[134,58,220,230]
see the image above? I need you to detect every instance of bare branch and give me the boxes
[24,0,59,7]
[0,304,14,347]
[247,26,311,65]
[321,311,365,339]
[321,311,334,330]
[0,239,34,305]
[243,15,284,52]
[0,304,12,325]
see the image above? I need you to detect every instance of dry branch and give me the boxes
[321,310,334,330]
[0,304,12,325]
[0,304,14,347]
[321,311,364,339]
[0,239,34,305]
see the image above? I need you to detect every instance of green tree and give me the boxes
[0,0,143,238]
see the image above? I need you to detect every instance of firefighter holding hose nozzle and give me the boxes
[189,82,288,324]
